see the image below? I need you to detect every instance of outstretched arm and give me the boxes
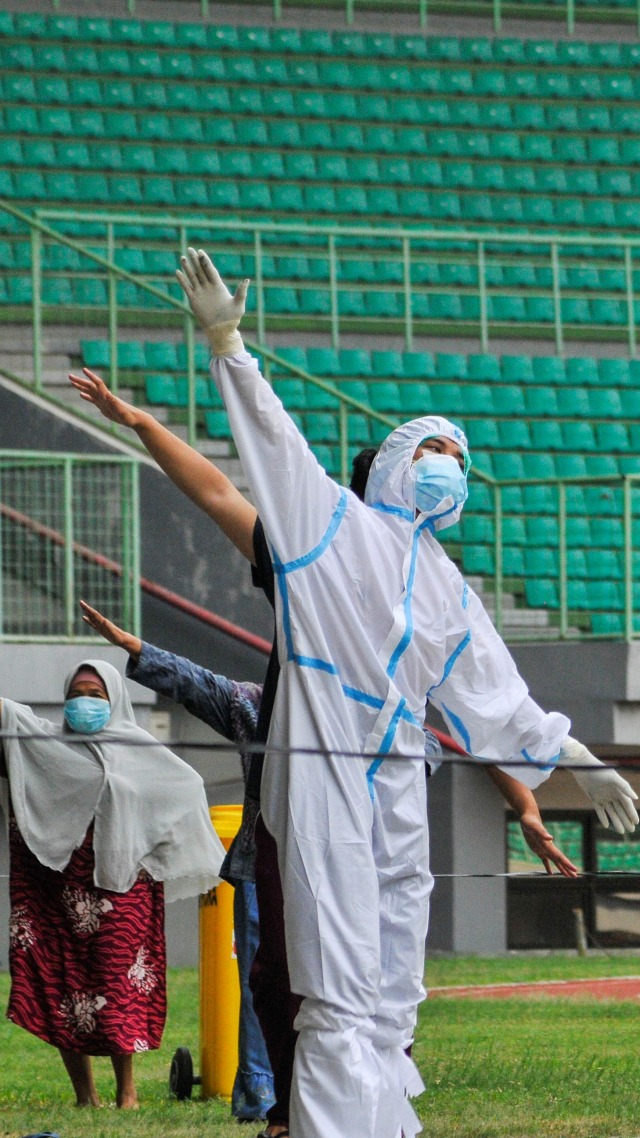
[486,765,579,878]
[177,249,341,563]
[80,601,259,740]
[69,369,257,563]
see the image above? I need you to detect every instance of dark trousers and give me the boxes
[249,813,302,1128]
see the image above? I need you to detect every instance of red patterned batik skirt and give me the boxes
[7,816,167,1055]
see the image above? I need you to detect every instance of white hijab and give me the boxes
[0,659,225,900]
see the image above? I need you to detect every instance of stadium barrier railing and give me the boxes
[65,0,640,37]
[0,450,140,641]
[3,202,640,642]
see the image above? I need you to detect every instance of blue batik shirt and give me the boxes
[127,642,262,885]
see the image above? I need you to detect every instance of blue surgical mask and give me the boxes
[413,453,468,519]
[64,696,111,734]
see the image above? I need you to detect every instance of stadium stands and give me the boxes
[4,10,640,636]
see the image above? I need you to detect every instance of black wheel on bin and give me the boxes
[169,1046,194,1100]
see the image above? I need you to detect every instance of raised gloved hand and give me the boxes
[560,736,639,834]
[176,247,250,356]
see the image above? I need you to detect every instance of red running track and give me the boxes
[429,976,640,1000]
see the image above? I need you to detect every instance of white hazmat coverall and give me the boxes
[211,352,570,1138]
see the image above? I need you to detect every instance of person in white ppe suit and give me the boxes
[165,249,639,1138]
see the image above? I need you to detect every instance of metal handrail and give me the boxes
[105,0,640,36]
[0,451,140,641]
[3,203,640,642]
[33,206,640,358]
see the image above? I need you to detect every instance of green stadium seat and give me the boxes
[467,354,500,381]
[2,140,23,168]
[586,550,622,581]
[145,374,178,405]
[523,549,558,579]
[338,349,372,377]
[589,388,623,417]
[525,387,558,416]
[396,383,428,414]
[369,382,400,411]
[110,175,142,204]
[591,613,624,635]
[2,43,34,69]
[402,353,436,380]
[459,384,490,414]
[583,587,619,614]
[565,357,598,385]
[154,146,187,175]
[567,581,589,610]
[43,172,78,202]
[81,340,110,368]
[561,297,591,324]
[588,139,621,166]
[139,175,173,206]
[91,142,123,169]
[436,352,467,379]
[525,508,560,545]
[174,22,206,48]
[619,383,640,416]
[304,413,340,444]
[553,454,587,478]
[430,384,461,414]
[461,546,494,576]
[528,421,563,450]
[370,350,404,378]
[13,12,42,34]
[498,420,531,449]
[596,518,624,549]
[553,137,587,165]
[271,380,307,411]
[73,279,108,307]
[502,517,527,547]
[561,421,596,450]
[12,171,43,199]
[465,420,500,449]
[490,295,526,321]
[520,453,555,480]
[596,424,629,451]
[205,411,232,440]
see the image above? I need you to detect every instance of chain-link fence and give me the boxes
[0,452,140,641]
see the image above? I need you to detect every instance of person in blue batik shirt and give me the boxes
[78,600,274,1125]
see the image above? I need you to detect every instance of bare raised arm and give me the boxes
[69,369,257,564]
[79,601,143,662]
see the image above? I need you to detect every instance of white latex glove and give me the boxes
[560,736,639,834]
[176,247,250,356]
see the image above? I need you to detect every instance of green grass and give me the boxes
[425,950,640,988]
[2,958,640,1137]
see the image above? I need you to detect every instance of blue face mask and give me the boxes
[413,453,468,518]
[64,696,111,734]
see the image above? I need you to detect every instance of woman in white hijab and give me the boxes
[0,659,224,1108]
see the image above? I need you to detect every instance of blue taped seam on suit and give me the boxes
[274,489,347,575]
[522,747,560,773]
[426,630,472,697]
[366,758,384,801]
[442,703,472,752]
[378,697,408,755]
[371,501,415,523]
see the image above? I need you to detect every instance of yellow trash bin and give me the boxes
[199,804,243,1100]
